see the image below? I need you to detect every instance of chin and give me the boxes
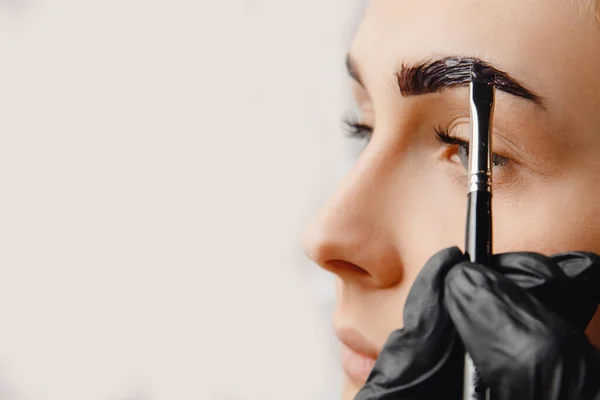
[342,376,363,400]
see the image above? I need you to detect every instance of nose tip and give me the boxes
[302,219,334,267]
[302,146,407,288]
[303,213,402,288]
[303,224,371,282]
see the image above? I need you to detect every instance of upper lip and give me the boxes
[335,326,379,360]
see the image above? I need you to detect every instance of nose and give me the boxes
[303,146,405,289]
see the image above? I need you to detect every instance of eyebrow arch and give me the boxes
[397,56,545,107]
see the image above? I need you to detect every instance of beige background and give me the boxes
[0,0,367,399]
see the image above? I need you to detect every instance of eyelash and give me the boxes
[343,116,509,168]
[343,116,373,140]
[434,127,509,168]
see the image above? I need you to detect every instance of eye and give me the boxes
[452,144,469,170]
[435,127,509,169]
[343,115,373,142]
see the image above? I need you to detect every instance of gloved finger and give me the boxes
[356,247,466,400]
[551,252,600,282]
[493,252,600,331]
[492,252,566,291]
[551,252,600,330]
[443,261,599,399]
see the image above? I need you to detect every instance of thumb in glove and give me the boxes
[445,251,600,400]
[356,249,600,400]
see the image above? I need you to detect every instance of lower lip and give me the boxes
[340,343,377,384]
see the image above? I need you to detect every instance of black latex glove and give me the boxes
[355,247,600,400]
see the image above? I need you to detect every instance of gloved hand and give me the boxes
[355,247,600,400]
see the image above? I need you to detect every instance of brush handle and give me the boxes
[463,190,492,400]
[463,76,495,400]
[465,191,492,266]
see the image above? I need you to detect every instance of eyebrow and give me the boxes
[346,55,544,107]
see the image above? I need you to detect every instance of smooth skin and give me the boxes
[303,0,600,398]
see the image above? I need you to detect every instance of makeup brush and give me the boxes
[463,61,495,400]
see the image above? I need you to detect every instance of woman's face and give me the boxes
[303,0,600,398]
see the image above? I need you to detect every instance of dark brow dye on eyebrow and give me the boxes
[397,57,544,107]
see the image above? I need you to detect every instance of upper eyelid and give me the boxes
[435,128,468,147]
[436,129,510,166]
[343,113,373,128]
[345,121,373,133]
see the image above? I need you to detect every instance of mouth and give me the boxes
[335,326,379,385]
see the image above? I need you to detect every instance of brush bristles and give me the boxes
[471,62,494,84]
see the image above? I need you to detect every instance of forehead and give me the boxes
[353,0,592,59]
[351,0,600,104]
[350,0,600,140]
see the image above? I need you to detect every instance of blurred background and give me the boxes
[0,0,367,399]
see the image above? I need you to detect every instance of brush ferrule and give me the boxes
[468,81,495,194]
[468,173,492,193]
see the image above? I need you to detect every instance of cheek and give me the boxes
[493,180,600,254]
[395,168,466,273]
[490,179,600,343]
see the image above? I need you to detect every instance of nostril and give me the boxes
[325,259,372,278]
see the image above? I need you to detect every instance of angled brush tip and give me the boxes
[471,62,494,84]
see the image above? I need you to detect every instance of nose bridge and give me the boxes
[304,142,406,288]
